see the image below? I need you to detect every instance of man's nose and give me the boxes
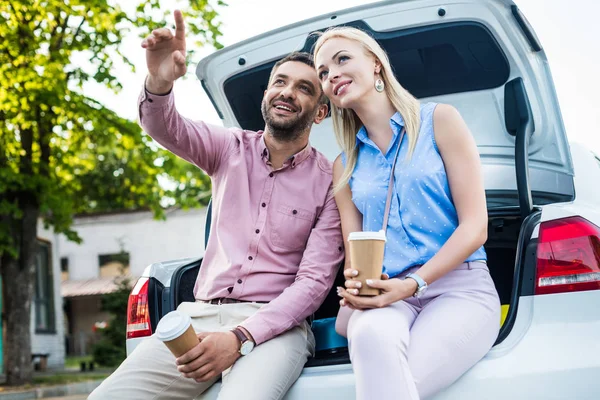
[279,84,296,99]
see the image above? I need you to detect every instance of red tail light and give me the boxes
[535,216,600,295]
[127,277,152,338]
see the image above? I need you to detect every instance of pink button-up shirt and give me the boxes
[138,89,344,345]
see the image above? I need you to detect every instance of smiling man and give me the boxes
[88,10,343,400]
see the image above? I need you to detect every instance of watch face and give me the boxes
[240,340,255,356]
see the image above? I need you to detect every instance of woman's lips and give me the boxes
[334,80,352,96]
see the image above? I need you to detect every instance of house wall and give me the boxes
[59,207,208,280]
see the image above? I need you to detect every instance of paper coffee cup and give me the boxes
[155,310,199,358]
[348,230,387,296]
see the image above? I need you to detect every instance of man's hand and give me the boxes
[141,9,187,94]
[175,331,241,382]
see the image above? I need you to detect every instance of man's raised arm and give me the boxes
[138,10,234,176]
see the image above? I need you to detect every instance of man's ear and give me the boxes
[314,103,329,124]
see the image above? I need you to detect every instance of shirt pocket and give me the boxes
[270,204,316,252]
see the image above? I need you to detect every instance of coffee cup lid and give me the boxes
[348,230,387,242]
[155,310,192,342]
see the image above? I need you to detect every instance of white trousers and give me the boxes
[89,301,315,400]
[337,261,501,400]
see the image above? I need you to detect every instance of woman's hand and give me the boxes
[338,269,418,310]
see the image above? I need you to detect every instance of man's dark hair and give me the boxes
[268,51,328,105]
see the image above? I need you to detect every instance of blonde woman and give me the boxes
[314,27,501,399]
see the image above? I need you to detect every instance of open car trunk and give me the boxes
[162,0,575,367]
[167,206,539,367]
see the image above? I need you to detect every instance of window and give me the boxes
[98,252,130,278]
[60,257,69,281]
[35,240,56,333]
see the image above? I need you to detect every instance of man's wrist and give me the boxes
[231,326,255,356]
[236,326,255,343]
[145,75,174,95]
[228,331,242,358]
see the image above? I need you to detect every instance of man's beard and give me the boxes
[261,99,317,142]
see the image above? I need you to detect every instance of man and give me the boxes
[89,10,343,400]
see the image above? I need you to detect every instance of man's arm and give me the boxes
[138,88,235,176]
[239,188,345,345]
[138,9,234,176]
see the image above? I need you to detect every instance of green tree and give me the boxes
[0,0,224,385]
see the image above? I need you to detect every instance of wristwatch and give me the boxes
[231,327,255,356]
[405,273,428,298]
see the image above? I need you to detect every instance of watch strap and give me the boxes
[231,327,249,344]
[406,273,426,290]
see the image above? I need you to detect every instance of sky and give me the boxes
[89,0,600,156]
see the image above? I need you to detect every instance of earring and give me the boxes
[375,78,385,93]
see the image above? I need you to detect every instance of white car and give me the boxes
[126,1,600,398]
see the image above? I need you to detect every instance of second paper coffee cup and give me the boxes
[348,230,387,296]
[155,310,199,358]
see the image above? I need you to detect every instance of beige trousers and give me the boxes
[89,301,315,400]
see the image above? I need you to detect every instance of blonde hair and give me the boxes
[313,27,421,193]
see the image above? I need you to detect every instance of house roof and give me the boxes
[61,276,135,297]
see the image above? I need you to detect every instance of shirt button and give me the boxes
[147,98,154,103]
[237,279,243,284]
[292,210,298,215]
[261,203,266,207]
[269,172,274,177]
[248,256,253,260]
[255,229,260,234]
[227,287,233,293]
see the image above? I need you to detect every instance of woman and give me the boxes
[313,27,501,400]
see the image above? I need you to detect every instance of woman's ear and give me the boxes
[374,59,382,75]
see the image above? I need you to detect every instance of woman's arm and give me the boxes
[332,155,363,271]
[414,103,488,285]
[332,155,364,331]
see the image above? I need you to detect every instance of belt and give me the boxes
[199,298,269,305]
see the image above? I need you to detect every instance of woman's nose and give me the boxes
[329,70,340,83]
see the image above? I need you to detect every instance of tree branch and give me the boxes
[32,0,45,33]
[20,128,33,176]
[72,16,86,41]
[7,0,19,16]
[36,105,52,178]
[50,14,70,52]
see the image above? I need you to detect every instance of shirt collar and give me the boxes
[356,111,405,145]
[259,132,312,169]
[390,111,405,130]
